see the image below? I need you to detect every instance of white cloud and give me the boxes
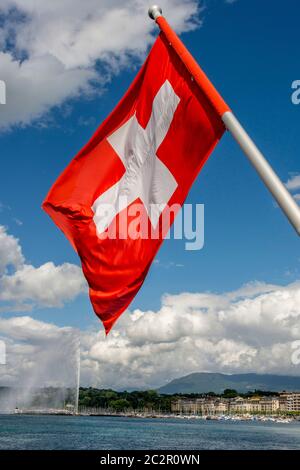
[0,50,96,130]
[153,259,184,269]
[285,174,300,191]
[0,315,72,343]
[0,225,86,312]
[285,174,300,204]
[0,225,24,274]
[0,0,200,130]
[0,262,86,308]
[80,279,300,389]
[1,278,300,392]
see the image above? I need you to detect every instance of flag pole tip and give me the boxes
[148,5,163,20]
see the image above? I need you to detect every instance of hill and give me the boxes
[158,373,300,394]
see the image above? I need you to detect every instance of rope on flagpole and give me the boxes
[148,6,300,236]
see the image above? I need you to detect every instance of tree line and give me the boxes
[79,387,279,412]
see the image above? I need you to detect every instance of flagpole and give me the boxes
[148,5,300,236]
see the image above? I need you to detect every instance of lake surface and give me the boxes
[0,415,299,450]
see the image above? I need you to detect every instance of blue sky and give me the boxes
[0,0,300,388]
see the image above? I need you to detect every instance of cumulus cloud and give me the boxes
[1,278,300,392]
[0,316,78,393]
[1,225,299,391]
[80,280,300,389]
[0,0,200,130]
[286,174,300,191]
[285,174,300,203]
[0,225,24,274]
[0,225,86,312]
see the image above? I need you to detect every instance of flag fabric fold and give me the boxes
[43,32,225,334]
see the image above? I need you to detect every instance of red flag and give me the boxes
[43,33,226,334]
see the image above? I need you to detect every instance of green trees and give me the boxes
[79,388,172,412]
[79,388,118,408]
[222,389,238,398]
[109,399,131,412]
[78,388,281,413]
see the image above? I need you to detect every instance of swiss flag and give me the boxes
[43,33,225,333]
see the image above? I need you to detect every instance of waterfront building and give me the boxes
[171,398,217,415]
[248,397,261,413]
[171,396,281,415]
[259,398,279,413]
[229,397,251,414]
[279,392,300,412]
[214,401,228,414]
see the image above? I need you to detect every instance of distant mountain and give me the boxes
[158,373,300,394]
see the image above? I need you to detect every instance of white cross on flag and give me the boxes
[43,33,225,333]
[92,80,179,233]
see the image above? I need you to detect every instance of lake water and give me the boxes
[0,415,299,450]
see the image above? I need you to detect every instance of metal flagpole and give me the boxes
[148,5,300,236]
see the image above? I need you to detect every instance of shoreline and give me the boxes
[9,409,299,423]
